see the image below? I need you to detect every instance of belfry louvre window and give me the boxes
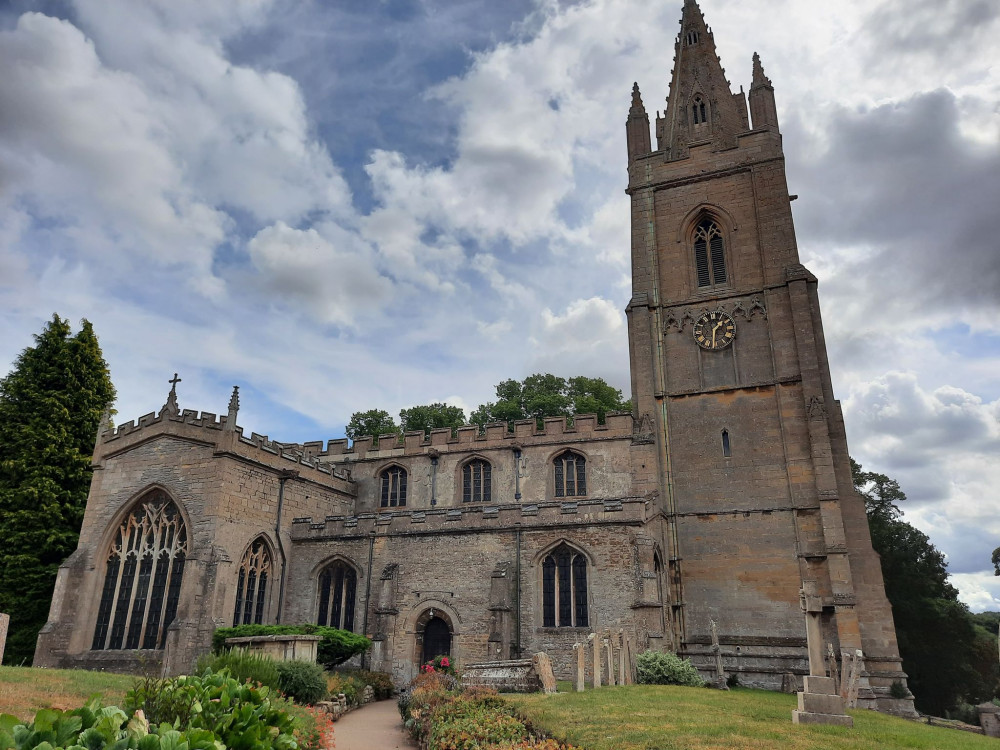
[380,466,407,508]
[317,561,357,631]
[542,544,589,627]
[694,219,727,287]
[554,451,586,497]
[92,491,187,650]
[233,537,272,626]
[463,459,492,503]
[692,95,707,124]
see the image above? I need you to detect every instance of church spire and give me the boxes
[626,82,651,164]
[749,52,780,132]
[660,0,749,157]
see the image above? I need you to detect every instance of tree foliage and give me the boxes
[399,403,466,437]
[0,315,116,665]
[345,409,399,446]
[852,458,995,714]
[471,373,629,429]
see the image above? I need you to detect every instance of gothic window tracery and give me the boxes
[380,466,407,507]
[692,95,708,125]
[92,490,187,651]
[542,544,589,627]
[694,218,727,287]
[233,537,272,626]
[462,459,492,503]
[554,450,586,498]
[317,560,357,631]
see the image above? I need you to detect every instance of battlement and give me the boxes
[319,411,635,460]
[290,495,650,541]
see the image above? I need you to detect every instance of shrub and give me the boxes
[211,624,370,668]
[889,680,909,699]
[326,673,363,705]
[354,670,394,700]
[421,654,457,676]
[276,699,336,750]
[276,660,328,705]
[196,648,281,690]
[635,650,704,687]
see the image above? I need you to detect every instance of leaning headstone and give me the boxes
[617,630,627,686]
[533,652,558,694]
[573,642,586,692]
[826,643,840,691]
[589,633,602,688]
[0,613,8,665]
[710,619,729,690]
[791,582,853,728]
[604,633,615,686]
[845,650,864,709]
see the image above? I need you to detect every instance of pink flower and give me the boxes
[440,657,450,667]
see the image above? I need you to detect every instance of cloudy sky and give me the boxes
[1,0,998,610]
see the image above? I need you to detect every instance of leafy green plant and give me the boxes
[195,649,281,690]
[353,670,394,700]
[890,680,909,699]
[211,624,370,668]
[635,650,704,687]
[275,660,327,705]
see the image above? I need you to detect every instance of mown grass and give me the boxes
[507,685,994,750]
[0,666,134,721]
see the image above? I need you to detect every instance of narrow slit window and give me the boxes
[722,429,732,457]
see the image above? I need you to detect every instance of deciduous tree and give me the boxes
[0,315,116,664]
[345,409,399,446]
[472,373,628,429]
[399,403,466,437]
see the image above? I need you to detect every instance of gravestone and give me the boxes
[791,582,853,728]
[617,630,627,686]
[573,642,586,692]
[589,633,602,688]
[532,652,558,694]
[604,633,615,686]
[0,613,8,665]
[710,619,729,690]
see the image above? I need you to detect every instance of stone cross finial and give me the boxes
[162,373,182,417]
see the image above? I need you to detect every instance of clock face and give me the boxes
[693,311,736,350]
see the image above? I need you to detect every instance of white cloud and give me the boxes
[529,297,628,385]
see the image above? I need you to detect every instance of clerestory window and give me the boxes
[542,544,589,627]
[554,451,587,498]
[380,466,407,508]
[462,459,492,503]
[694,219,727,287]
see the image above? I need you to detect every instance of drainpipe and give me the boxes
[274,469,298,623]
[429,450,440,506]
[362,530,375,668]
[514,524,522,658]
[512,444,523,500]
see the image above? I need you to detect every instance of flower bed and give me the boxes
[397,672,579,750]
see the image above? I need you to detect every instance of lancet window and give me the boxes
[92,490,187,650]
[694,219,727,287]
[233,537,272,626]
[317,561,357,631]
[380,466,407,508]
[692,95,708,124]
[462,459,492,503]
[554,450,587,498]
[542,544,589,627]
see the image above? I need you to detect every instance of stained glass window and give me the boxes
[462,460,492,503]
[233,537,272,626]
[541,544,588,627]
[317,561,357,631]
[554,451,586,498]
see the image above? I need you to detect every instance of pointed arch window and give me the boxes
[380,466,407,508]
[686,30,700,46]
[317,561,357,631]
[694,219,727,287]
[692,95,708,125]
[462,459,492,503]
[92,490,187,651]
[542,544,589,627]
[554,451,586,498]
[233,537,272,626]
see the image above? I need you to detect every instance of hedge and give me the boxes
[212,624,371,667]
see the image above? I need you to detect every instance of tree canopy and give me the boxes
[0,315,116,664]
[345,409,399,446]
[853,458,997,715]
[399,402,466,436]
[471,373,629,429]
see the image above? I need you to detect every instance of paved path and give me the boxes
[334,699,417,750]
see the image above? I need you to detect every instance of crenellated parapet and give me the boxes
[290,495,651,541]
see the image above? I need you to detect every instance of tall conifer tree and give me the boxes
[0,315,116,664]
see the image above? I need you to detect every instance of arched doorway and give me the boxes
[422,616,451,664]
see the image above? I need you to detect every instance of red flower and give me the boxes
[440,657,450,667]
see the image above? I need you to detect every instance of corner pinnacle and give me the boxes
[752,52,771,87]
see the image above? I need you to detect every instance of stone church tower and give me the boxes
[34,0,912,714]
[625,0,906,700]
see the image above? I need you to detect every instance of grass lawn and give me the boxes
[507,685,993,750]
[0,666,134,722]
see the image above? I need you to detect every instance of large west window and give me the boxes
[462,459,492,503]
[92,490,187,650]
[554,451,587,498]
[380,466,407,508]
[233,537,272,626]
[317,561,357,631]
[542,544,589,627]
[694,219,727,287]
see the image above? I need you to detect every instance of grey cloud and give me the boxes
[863,0,999,59]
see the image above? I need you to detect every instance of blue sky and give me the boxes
[1,0,998,610]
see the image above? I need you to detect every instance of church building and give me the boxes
[35,0,912,713]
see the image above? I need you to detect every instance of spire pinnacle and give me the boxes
[228,385,240,417]
[752,52,771,88]
[630,82,645,115]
